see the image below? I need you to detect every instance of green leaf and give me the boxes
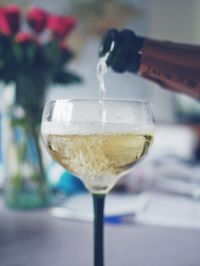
[41,40,61,68]
[19,42,38,67]
[61,49,74,64]
[53,70,82,84]
[12,43,23,64]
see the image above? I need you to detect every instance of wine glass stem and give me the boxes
[93,194,105,266]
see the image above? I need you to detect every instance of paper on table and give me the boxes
[137,192,200,229]
[51,192,149,223]
[51,191,200,229]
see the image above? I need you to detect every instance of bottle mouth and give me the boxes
[99,28,119,58]
[99,29,144,73]
[99,28,130,72]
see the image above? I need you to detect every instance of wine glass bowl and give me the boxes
[41,98,154,266]
[41,99,154,194]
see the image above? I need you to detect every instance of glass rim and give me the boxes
[44,98,152,106]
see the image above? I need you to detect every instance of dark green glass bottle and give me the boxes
[99,28,200,100]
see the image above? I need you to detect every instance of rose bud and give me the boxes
[0,5,20,35]
[27,7,48,33]
[0,7,9,35]
[15,32,37,44]
[47,15,76,39]
[5,5,21,34]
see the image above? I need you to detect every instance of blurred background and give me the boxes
[0,0,199,191]
[0,0,199,117]
[0,0,199,208]
[13,0,200,123]
[2,0,199,121]
[1,1,200,265]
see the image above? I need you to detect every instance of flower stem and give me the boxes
[31,124,49,204]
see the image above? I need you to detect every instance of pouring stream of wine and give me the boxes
[96,53,109,124]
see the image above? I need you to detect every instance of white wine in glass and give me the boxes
[41,99,155,266]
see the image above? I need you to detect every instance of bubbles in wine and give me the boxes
[42,121,153,136]
[44,132,153,194]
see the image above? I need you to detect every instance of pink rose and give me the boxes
[15,32,37,44]
[47,15,76,39]
[27,7,49,33]
[0,5,20,35]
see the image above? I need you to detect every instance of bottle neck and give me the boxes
[126,36,144,73]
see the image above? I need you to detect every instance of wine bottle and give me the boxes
[99,28,200,100]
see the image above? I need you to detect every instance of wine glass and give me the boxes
[41,99,155,266]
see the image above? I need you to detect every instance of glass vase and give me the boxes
[2,104,50,209]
